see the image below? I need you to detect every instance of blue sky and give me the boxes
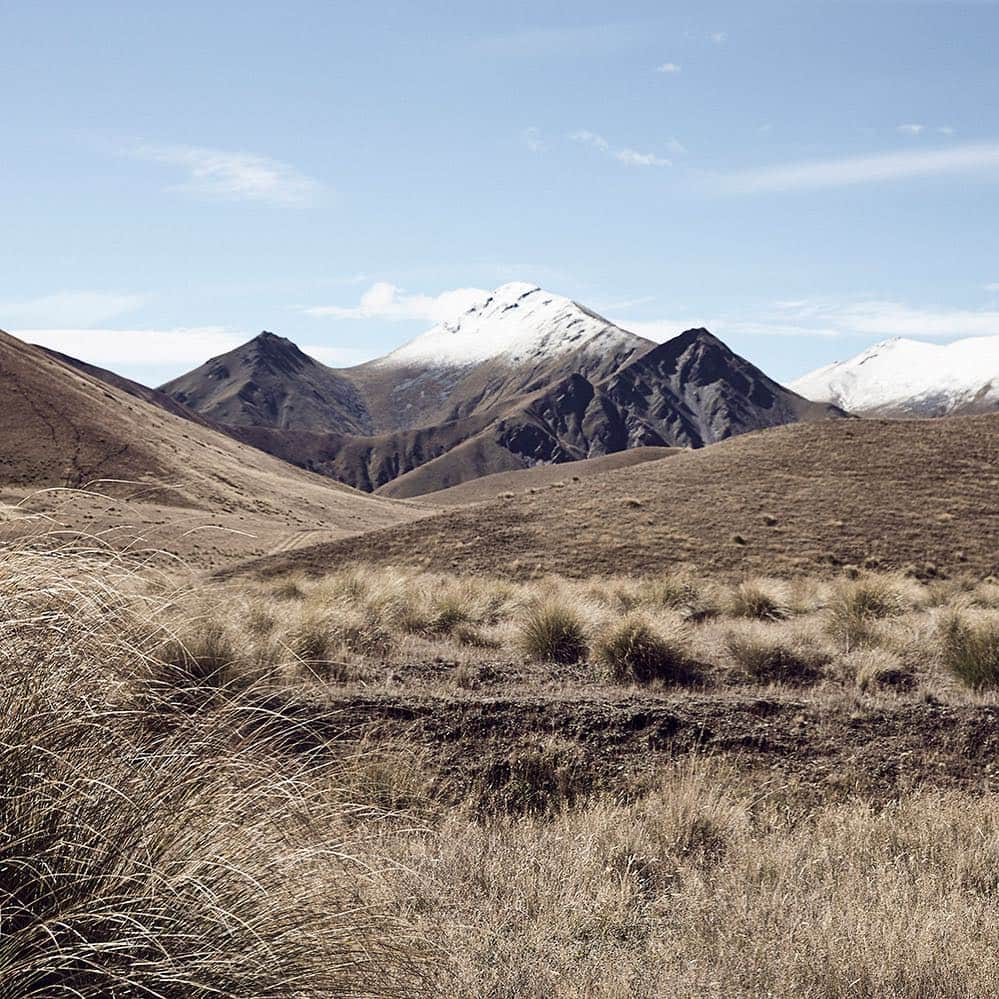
[3,0,999,385]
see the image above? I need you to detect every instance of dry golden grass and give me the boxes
[0,546,424,997]
[376,761,999,998]
[173,564,999,702]
[6,546,999,997]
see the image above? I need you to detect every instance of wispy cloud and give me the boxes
[615,149,671,167]
[1,291,147,329]
[897,123,926,135]
[715,142,999,193]
[656,62,681,74]
[709,31,727,44]
[570,130,672,168]
[570,130,610,153]
[127,144,321,204]
[742,299,999,339]
[611,297,999,344]
[301,282,487,323]
[984,282,999,293]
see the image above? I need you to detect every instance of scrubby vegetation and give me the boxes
[517,601,589,664]
[941,611,999,690]
[0,548,422,998]
[593,614,699,685]
[3,546,999,998]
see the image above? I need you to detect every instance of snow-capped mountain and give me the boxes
[790,336,999,417]
[373,282,647,368]
[158,282,844,494]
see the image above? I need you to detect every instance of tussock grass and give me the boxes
[594,615,699,685]
[727,577,791,620]
[827,574,909,650]
[724,622,829,685]
[517,601,588,664]
[940,611,999,690]
[0,546,425,998]
[843,647,917,692]
[382,761,999,998]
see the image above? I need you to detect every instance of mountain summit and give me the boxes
[159,284,845,495]
[160,331,372,434]
[374,282,649,368]
[791,335,999,417]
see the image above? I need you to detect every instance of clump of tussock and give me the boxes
[727,577,791,621]
[724,622,829,685]
[594,614,700,686]
[940,612,999,690]
[827,574,910,650]
[842,648,917,692]
[517,601,588,665]
[153,619,244,703]
[645,570,719,623]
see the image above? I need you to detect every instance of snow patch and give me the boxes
[372,282,646,368]
[790,335,999,413]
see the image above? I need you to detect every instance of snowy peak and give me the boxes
[790,335,999,416]
[373,283,653,368]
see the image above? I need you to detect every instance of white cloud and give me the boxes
[897,123,926,135]
[569,130,610,153]
[1,291,147,329]
[984,282,999,293]
[615,148,671,167]
[938,125,956,136]
[611,297,999,344]
[301,282,488,323]
[570,130,671,167]
[656,62,681,74]
[12,327,246,367]
[523,126,545,152]
[715,142,999,193]
[710,32,727,44]
[740,299,999,339]
[127,144,320,204]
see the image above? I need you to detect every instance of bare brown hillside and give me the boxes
[399,446,682,505]
[240,414,999,580]
[0,330,426,566]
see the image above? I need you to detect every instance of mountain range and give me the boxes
[791,335,999,417]
[159,282,843,495]
[1,279,996,574]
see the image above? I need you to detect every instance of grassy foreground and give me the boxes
[2,547,998,997]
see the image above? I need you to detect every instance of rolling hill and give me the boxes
[238,412,999,581]
[0,330,425,566]
[397,446,681,505]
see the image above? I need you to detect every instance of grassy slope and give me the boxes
[384,446,682,505]
[240,414,999,580]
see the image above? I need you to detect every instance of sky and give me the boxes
[2,0,999,385]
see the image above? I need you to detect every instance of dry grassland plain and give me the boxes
[5,539,999,997]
